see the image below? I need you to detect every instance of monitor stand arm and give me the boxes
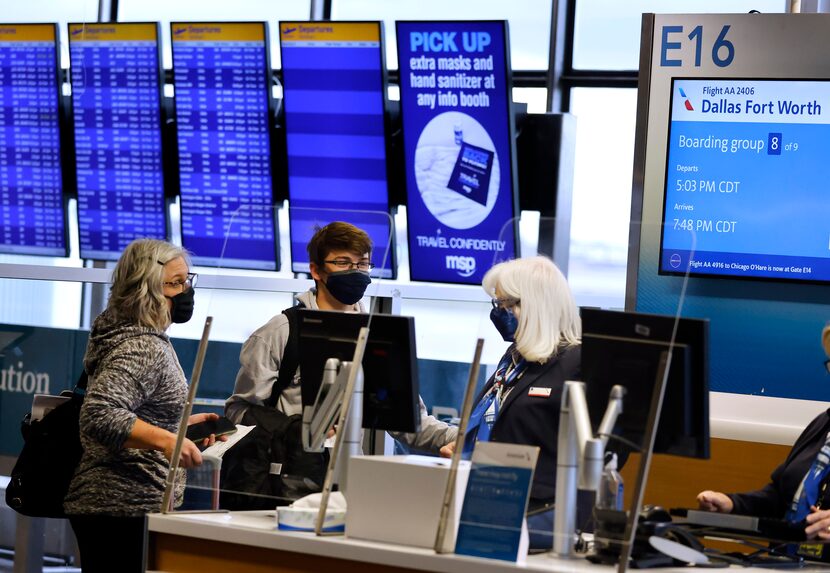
[553,381,625,558]
[337,362,363,493]
[302,358,364,493]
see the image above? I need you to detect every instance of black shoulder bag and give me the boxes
[220,304,329,510]
[5,370,88,518]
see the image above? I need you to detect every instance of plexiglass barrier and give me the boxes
[169,205,398,515]
[0,211,703,566]
[155,211,702,569]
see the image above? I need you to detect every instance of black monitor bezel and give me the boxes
[297,308,420,434]
[581,307,710,460]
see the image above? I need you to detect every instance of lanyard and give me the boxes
[787,431,830,522]
[462,351,528,457]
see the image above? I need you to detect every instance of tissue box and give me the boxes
[277,507,346,533]
[345,455,470,552]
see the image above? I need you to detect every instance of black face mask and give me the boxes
[490,306,518,342]
[324,270,371,305]
[167,288,195,324]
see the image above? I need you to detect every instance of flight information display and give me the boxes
[661,78,830,284]
[280,22,394,278]
[172,22,277,270]
[0,24,66,257]
[397,21,519,285]
[69,23,166,261]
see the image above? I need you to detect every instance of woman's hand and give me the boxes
[696,490,733,513]
[804,506,830,540]
[161,432,204,468]
[439,441,455,458]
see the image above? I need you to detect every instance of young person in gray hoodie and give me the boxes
[225,222,457,458]
[64,239,221,572]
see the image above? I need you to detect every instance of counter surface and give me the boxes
[148,510,612,573]
[146,511,826,573]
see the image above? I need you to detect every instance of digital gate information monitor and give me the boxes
[661,78,830,284]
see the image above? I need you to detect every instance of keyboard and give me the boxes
[670,508,807,542]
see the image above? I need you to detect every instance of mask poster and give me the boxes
[397,21,519,284]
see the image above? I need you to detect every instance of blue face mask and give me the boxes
[490,306,518,342]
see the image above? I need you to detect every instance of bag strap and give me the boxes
[265,302,305,408]
[74,370,88,395]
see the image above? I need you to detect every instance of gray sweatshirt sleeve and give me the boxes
[225,315,291,424]
[390,396,458,454]
[80,345,162,452]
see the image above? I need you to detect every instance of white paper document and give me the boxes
[31,394,70,422]
[201,424,254,458]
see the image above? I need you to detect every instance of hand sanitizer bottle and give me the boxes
[596,452,624,511]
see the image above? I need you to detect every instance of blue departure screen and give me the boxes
[661,79,830,284]
[172,23,277,270]
[280,22,393,278]
[69,23,166,261]
[397,22,518,285]
[0,24,66,257]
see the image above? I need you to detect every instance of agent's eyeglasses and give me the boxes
[163,273,198,290]
[324,259,375,272]
[491,297,519,310]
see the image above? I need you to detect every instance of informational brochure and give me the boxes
[454,441,538,563]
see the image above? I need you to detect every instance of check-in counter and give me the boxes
[146,511,663,573]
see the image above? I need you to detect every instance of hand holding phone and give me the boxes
[186,416,237,444]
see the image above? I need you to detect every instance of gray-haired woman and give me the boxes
[440,256,583,549]
[64,239,220,572]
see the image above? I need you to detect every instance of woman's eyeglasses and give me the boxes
[491,297,520,309]
[163,273,198,290]
[324,259,375,272]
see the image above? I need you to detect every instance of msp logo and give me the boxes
[679,87,694,111]
[446,255,476,278]
[173,27,187,36]
[282,26,297,35]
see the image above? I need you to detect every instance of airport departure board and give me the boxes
[69,23,167,261]
[280,22,394,278]
[172,22,277,270]
[0,24,66,257]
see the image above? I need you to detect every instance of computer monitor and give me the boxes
[581,308,710,459]
[298,309,420,434]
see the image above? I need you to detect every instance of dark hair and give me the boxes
[306,221,373,268]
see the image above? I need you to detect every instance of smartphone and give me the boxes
[186,416,237,443]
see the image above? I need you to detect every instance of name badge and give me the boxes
[528,387,551,398]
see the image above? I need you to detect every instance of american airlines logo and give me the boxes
[445,255,476,278]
